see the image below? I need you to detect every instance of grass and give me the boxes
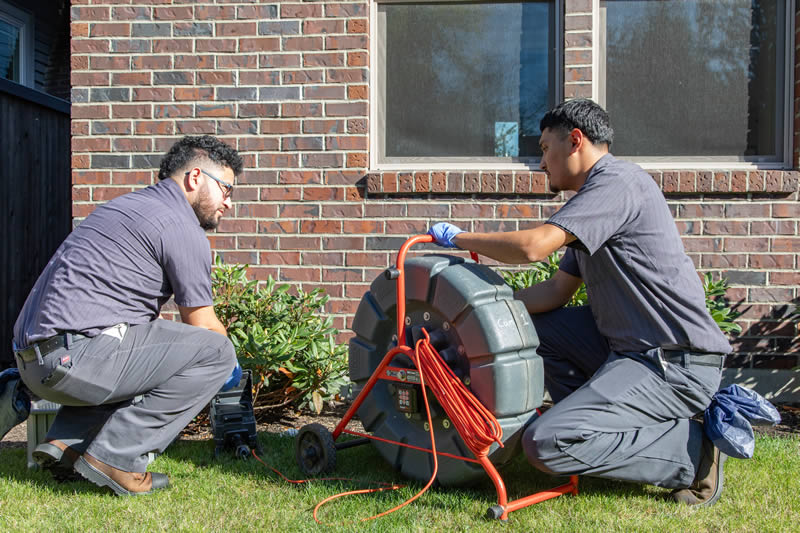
[0,433,797,532]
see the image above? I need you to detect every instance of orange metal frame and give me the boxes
[331,234,578,521]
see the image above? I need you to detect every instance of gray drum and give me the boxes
[349,254,544,486]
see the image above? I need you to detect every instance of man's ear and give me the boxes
[184,167,202,192]
[568,128,584,154]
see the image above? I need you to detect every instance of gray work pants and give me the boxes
[18,319,235,473]
[524,306,721,489]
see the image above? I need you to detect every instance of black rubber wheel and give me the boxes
[485,505,506,521]
[235,444,250,460]
[295,423,336,475]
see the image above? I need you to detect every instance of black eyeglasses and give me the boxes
[186,169,234,199]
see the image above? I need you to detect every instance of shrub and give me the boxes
[501,253,588,307]
[502,254,741,335]
[211,256,348,414]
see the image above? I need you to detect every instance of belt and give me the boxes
[14,333,89,363]
[662,350,726,369]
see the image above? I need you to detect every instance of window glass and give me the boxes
[602,0,785,162]
[0,18,21,82]
[377,1,557,163]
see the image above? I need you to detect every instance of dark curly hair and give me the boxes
[158,135,244,180]
[540,98,613,147]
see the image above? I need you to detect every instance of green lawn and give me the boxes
[1,433,797,532]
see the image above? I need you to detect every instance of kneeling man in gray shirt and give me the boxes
[13,135,242,495]
[428,99,731,507]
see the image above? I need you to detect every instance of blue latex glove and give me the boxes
[428,222,464,248]
[220,361,243,392]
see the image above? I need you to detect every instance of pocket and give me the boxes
[663,363,718,412]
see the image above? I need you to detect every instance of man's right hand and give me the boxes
[428,222,464,248]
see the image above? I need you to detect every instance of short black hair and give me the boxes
[539,99,613,147]
[158,135,244,180]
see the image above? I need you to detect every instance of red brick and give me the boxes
[93,187,133,201]
[131,56,172,70]
[74,6,110,20]
[326,68,367,83]
[347,85,367,99]
[481,172,497,193]
[72,39,110,54]
[452,204,495,218]
[772,238,800,252]
[258,251,301,266]
[261,120,301,134]
[382,173,398,193]
[346,253,387,267]
[279,171,322,184]
[72,105,109,119]
[303,20,344,34]
[73,171,111,185]
[348,19,368,34]
[749,254,795,269]
[385,220,428,234]
[748,171,765,191]
[112,138,151,152]
[773,203,800,218]
[327,136,367,150]
[218,55,259,69]
[713,172,730,192]
[532,172,548,193]
[326,35,368,50]
[90,55,130,70]
[112,104,151,119]
[154,6,193,20]
[731,171,747,192]
[304,52,344,67]
[72,72,110,86]
[283,36,323,51]
[112,171,152,185]
[239,37,280,52]
[72,187,89,202]
[304,119,344,134]
[300,220,342,233]
[283,70,324,84]
[770,272,800,285]
[346,152,367,168]
[72,137,110,152]
[135,120,174,135]
[240,103,279,118]
[414,172,430,193]
[326,102,367,117]
[90,23,130,38]
[432,172,446,193]
[304,187,343,201]
[280,268,322,282]
[196,39,237,53]
[175,54,214,70]
[282,102,322,118]
[133,88,172,101]
[323,236,364,250]
[153,39,193,53]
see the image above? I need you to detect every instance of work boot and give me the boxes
[74,453,169,496]
[670,437,727,507]
[32,440,81,482]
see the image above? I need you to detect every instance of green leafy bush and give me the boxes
[702,273,743,335]
[502,253,588,307]
[502,254,742,335]
[211,256,348,414]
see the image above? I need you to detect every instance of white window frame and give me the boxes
[593,0,795,170]
[370,0,564,171]
[0,1,34,87]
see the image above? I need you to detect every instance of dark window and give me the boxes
[377,1,559,165]
[601,0,787,163]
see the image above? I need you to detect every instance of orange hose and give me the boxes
[256,328,506,525]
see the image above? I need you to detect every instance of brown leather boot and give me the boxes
[670,437,727,507]
[74,453,169,496]
[32,440,81,482]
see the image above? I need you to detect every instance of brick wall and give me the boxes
[70,0,799,369]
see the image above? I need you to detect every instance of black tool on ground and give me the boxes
[210,369,260,460]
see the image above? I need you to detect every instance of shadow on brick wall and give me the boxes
[729,297,799,370]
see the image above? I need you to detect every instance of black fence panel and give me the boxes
[1,80,71,368]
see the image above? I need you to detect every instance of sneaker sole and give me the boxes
[32,443,81,482]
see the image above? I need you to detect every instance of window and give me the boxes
[373,1,561,169]
[0,2,33,86]
[598,0,790,165]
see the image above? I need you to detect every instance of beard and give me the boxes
[191,183,221,230]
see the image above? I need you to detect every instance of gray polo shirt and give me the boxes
[547,154,731,355]
[13,178,213,348]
